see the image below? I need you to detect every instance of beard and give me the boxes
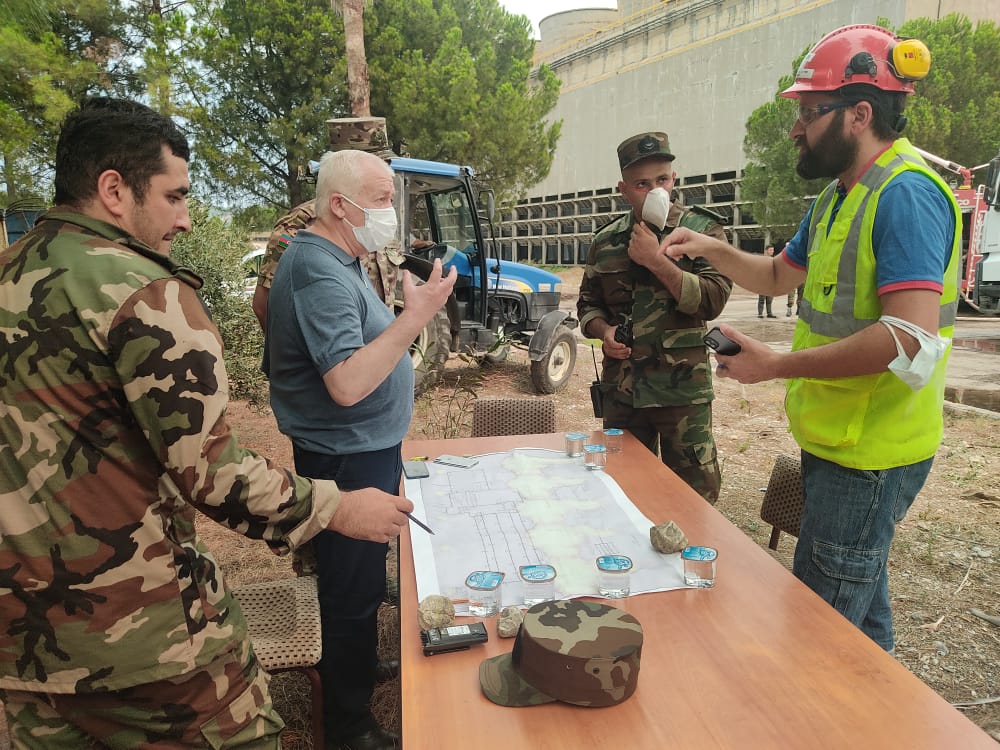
[795,112,858,180]
[128,201,169,254]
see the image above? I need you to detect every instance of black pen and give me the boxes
[406,512,435,535]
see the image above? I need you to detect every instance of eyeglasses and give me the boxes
[796,101,855,126]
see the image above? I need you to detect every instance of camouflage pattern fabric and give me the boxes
[617,131,674,169]
[256,200,402,307]
[1,638,283,748]
[0,210,342,696]
[602,398,722,503]
[577,202,732,503]
[479,599,642,708]
[326,116,390,153]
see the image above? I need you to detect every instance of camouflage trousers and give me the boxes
[0,639,283,749]
[603,397,721,504]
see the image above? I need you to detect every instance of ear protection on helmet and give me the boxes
[888,38,931,81]
[781,25,930,98]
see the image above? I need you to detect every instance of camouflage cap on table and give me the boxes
[479,599,643,707]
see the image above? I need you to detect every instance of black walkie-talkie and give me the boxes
[589,344,604,418]
[420,622,489,656]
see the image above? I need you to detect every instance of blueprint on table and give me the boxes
[404,448,686,610]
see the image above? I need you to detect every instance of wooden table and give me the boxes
[398,432,994,749]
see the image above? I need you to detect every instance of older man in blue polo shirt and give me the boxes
[264,149,456,750]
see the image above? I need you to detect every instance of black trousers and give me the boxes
[292,443,402,742]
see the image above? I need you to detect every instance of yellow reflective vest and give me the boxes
[787,138,961,469]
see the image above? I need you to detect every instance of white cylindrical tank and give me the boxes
[537,8,620,57]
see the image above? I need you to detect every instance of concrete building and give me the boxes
[497,0,997,263]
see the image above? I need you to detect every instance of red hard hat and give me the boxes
[780,25,930,98]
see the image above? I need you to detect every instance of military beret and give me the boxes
[617,132,674,170]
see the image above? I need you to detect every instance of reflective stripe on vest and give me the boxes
[785,139,962,469]
[800,144,959,338]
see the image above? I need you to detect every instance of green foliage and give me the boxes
[741,46,827,238]
[416,372,481,439]
[741,13,1000,237]
[894,14,1000,172]
[168,0,558,211]
[368,0,561,204]
[0,1,113,202]
[176,0,344,210]
[1,0,560,215]
[170,204,268,406]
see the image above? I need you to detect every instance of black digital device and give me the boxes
[590,380,604,418]
[704,326,742,356]
[403,460,430,479]
[613,316,633,346]
[420,622,489,656]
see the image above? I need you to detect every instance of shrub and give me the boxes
[171,204,269,407]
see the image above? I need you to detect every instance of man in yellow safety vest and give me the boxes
[653,25,961,652]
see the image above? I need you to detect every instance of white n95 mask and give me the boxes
[641,187,672,231]
[343,195,398,253]
[880,315,949,391]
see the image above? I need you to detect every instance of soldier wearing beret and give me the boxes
[577,132,733,503]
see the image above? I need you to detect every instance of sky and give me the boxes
[499,0,617,38]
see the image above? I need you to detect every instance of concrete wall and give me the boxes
[526,0,995,199]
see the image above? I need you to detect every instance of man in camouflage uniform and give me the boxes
[0,97,412,748]
[577,132,733,503]
[251,199,404,329]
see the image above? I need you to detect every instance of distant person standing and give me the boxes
[758,245,777,318]
[578,131,733,503]
[786,283,804,316]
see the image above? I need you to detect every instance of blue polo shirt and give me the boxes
[781,170,954,294]
[263,230,413,454]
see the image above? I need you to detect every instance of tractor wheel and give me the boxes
[482,345,510,365]
[409,307,451,395]
[530,325,577,394]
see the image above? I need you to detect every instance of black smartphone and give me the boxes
[704,326,742,356]
[403,460,430,479]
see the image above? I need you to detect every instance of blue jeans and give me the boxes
[792,451,932,652]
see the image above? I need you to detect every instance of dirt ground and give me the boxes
[4,269,996,750]
[220,268,997,747]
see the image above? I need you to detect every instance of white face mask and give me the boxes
[342,195,398,252]
[641,187,672,231]
[880,315,950,391]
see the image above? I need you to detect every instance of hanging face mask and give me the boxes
[880,315,950,391]
[342,195,398,253]
[641,187,672,231]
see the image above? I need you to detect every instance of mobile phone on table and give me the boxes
[403,460,430,479]
[433,454,479,469]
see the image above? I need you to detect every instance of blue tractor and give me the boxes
[389,157,578,393]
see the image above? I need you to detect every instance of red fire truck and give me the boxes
[914,147,1000,316]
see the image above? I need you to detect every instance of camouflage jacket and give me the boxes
[0,211,341,693]
[577,203,733,407]
[256,200,403,307]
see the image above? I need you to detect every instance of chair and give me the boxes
[760,454,805,551]
[471,398,556,437]
[232,576,324,747]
